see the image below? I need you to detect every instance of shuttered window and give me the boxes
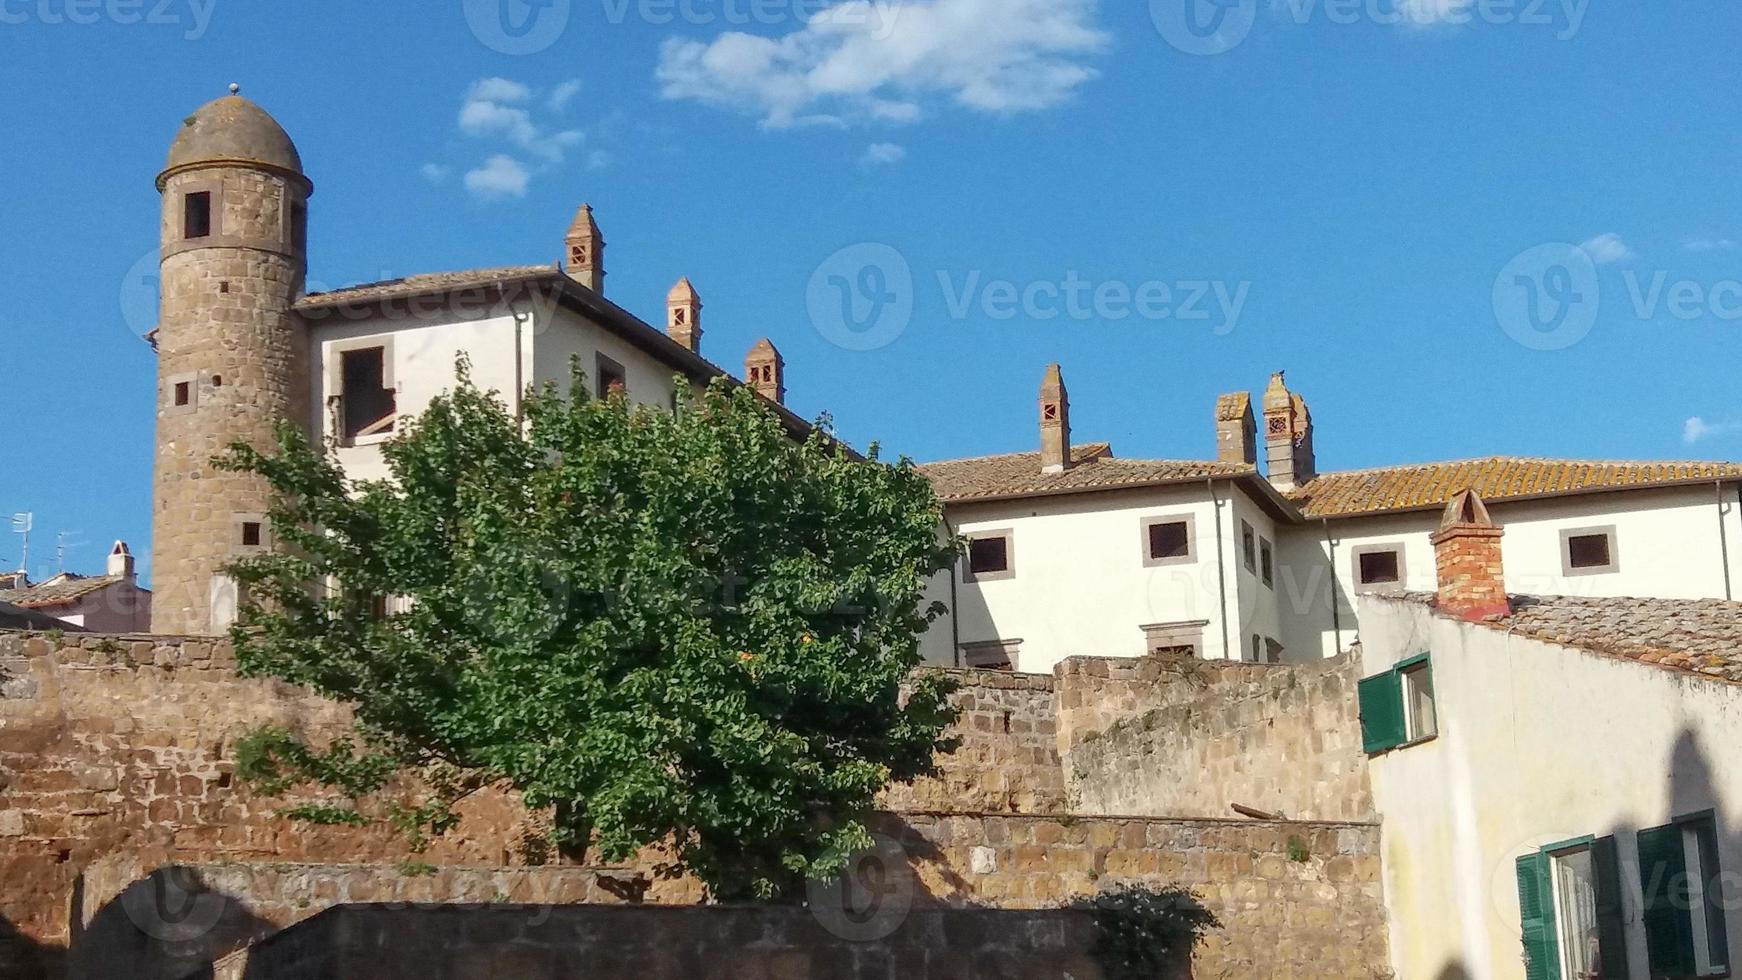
[1358,654,1435,755]
[1639,814,1729,977]
[1517,851,1561,980]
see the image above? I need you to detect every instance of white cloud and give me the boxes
[657,0,1108,128]
[1579,233,1635,265]
[1685,417,1742,446]
[459,81,582,163]
[860,142,906,166]
[1685,238,1738,253]
[464,155,531,199]
[419,163,451,184]
[549,79,584,113]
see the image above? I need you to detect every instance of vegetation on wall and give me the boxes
[1078,884,1222,979]
[217,362,960,900]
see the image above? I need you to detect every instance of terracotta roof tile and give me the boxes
[920,444,1255,503]
[1215,393,1250,422]
[1288,457,1742,519]
[0,575,128,609]
[1388,593,1742,685]
[295,265,559,309]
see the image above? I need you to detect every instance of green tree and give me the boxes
[218,364,959,899]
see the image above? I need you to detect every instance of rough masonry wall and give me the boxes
[207,905,1117,980]
[1058,653,1374,822]
[879,669,1066,814]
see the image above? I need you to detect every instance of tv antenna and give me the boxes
[9,513,32,576]
[55,531,87,575]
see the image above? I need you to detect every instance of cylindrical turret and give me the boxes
[151,88,312,635]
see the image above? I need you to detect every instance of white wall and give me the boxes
[307,303,689,483]
[923,482,1281,673]
[1285,485,1742,659]
[1359,595,1742,980]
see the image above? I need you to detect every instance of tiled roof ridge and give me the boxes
[298,264,560,303]
[1304,454,1742,482]
[918,442,1114,467]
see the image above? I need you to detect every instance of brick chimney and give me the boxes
[667,278,702,352]
[745,338,785,404]
[1216,392,1256,465]
[1431,489,1510,621]
[1039,363,1071,474]
[1262,372,1315,490]
[565,204,605,292]
[106,541,136,580]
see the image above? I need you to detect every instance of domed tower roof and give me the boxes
[157,90,311,193]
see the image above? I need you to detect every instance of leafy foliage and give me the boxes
[1079,884,1222,980]
[217,364,959,899]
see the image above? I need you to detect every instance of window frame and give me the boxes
[595,351,629,400]
[1352,542,1406,594]
[1561,526,1621,577]
[1639,811,1731,978]
[1241,520,1257,574]
[326,335,399,447]
[231,514,272,556]
[962,529,1016,584]
[1358,653,1438,754]
[1140,514,1197,568]
[1141,620,1208,658]
[1260,537,1274,589]
[183,190,213,240]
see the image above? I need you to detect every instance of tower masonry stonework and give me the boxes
[151,92,313,635]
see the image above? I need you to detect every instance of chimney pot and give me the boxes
[1215,392,1256,465]
[1039,363,1072,474]
[666,277,703,353]
[107,541,136,580]
[745,338,785,404]
[565,203,605,292]
[1262,372,1315,490]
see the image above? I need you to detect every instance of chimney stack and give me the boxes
[565,204,605,292]
[745,339,785,404]
[666,278,702,353]
[1039,363,1072,474]
[1216,392,1256,466]
[1431,490,1510,622]
[107,541,136,580]
[1262,372,1315,490]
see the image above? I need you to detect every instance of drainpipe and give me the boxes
[1207,479,1231,661]
[1719,481,1735,601]
[944,513,962,668]
[1323,518,1343,654]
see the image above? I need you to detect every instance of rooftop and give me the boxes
[0,574,130,609]
[1392,592,1742,684]
[1287,456,1742,520]
[919,444,1256,504]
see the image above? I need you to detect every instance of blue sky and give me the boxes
[1,0,1739,584]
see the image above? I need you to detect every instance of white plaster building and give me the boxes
[1358,495,1742,980]
[919,367,1742,673]
[0,542,152,633]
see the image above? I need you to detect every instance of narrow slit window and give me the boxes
[184,191,212,239]
[173,381,191,407]
[341,346,396,442]
[1260,539,1274,589]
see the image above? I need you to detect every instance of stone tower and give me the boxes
[152,89,312,635]
[667,277,702,352]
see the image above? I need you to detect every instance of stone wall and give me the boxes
[1059,653,1374,822]
[203,905,1115,980]
[878,668,1066,814]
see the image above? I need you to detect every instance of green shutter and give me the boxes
[1517,852,1562,980]
[1638,823,1696,977]
[1592,836,1632,979]
[1358,670,1406,754]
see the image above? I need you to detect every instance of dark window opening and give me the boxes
[184,191,212,239]
[219,281,230,294]
[1241,521,1256,572]
[1147,521,1190,561]
[211,375,223,388]
[241,522,262,548]
[173,381,191,407]
[1359,550,1401,586]
[341,346,396,441]
[968,537,1010,576]
[289,201,307,253]
[1567,533,1613,570]
[1260,539,1274,588]
[596,356,627,399]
